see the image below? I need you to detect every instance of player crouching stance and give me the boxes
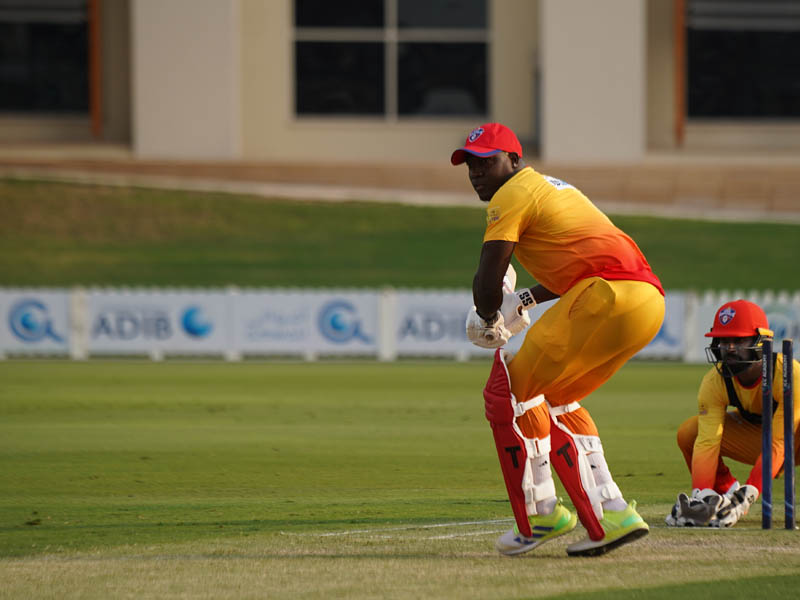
[455,123,664,556]
[472,281,659,558]
[666,300,800,528]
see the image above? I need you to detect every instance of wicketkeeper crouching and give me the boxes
[667,300,800,528]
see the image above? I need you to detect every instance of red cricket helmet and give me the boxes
[705,299,773,339]
[704,300,774,378]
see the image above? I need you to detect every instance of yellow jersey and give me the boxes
[483,167,663,296]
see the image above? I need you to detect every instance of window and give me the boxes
[0,0,88,113]
[687,0,800,118]
[296,42,385,115]
[294,0,488,118]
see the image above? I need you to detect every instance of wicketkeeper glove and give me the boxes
[665,488,724,527]
[499,289,535,336]
[466,307,511,349]
[710,484,758,528]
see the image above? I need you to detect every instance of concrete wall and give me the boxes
[239,0,538,164]
[131,0,241,159]
[646,0,676,150]
[491,0,540,147]
[101,0,131,143]
[6,0,799,161]
[0,115,92,144]
[540,0,646,162]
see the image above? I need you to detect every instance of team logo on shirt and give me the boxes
[468,127,484,142]
[487,207,500,224]
[543,175,575,190]
[719,307,736,325]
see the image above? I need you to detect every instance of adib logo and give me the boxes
[719,307,736,325]
[318,300,371,344]
[92,307,171,340]
[181,306,213,338]
[399,310,463,342]
[8,299,64,343]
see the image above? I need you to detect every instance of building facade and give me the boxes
[1,0,799,164]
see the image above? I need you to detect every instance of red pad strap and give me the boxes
[549,419,605,541]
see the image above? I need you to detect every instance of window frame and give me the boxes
[292,0,490,121]
[685,0,800,120]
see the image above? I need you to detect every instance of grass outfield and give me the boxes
[2,178,800,290]
[2,361,799,599]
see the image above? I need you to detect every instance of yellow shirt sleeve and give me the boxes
[483,180,536,243]
[692,369,728,490]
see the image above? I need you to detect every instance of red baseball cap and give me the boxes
[705,299,773,338]
[450,123,523,165]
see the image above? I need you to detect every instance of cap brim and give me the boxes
[450,147,502,165]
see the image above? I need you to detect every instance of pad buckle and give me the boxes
[513,394,546,418]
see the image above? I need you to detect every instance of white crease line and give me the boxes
[280,518,514,537]
[426,529,508,540]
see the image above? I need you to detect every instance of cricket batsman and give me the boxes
[453,122,665,556]
[666,299,800,528]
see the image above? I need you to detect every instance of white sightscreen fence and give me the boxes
[1,288,798,362]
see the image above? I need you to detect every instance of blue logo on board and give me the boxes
[181,306,213,338]
[318,300,371,344]
[8,299,64,343]
[651,321,679,346]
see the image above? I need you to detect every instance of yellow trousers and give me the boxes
[508,277,665,439]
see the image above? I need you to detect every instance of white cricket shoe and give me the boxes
[496,500,577,556]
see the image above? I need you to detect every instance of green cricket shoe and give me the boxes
[496,500,577,556]
[566,500,649,557]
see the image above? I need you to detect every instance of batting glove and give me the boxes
[466,307,511,349]
[499,289,535,336]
